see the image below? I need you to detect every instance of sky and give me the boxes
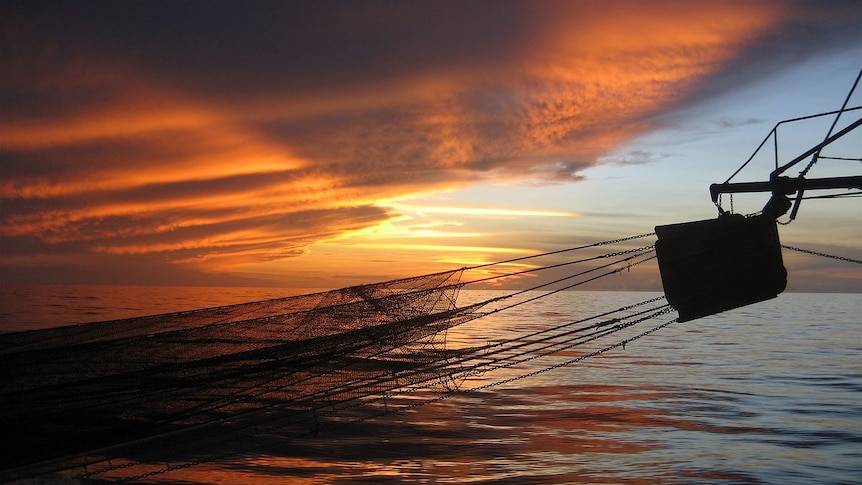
[1,0,860,292]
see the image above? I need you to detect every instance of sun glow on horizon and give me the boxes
[392,204,579,218]
[343,242,536,254]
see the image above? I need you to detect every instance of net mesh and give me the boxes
[0,237,668,481]
[0,269,480,470]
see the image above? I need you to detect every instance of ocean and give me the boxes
[0,286,860,484]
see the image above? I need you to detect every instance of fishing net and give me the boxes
[0,235,692,483]
[0,269,482,471]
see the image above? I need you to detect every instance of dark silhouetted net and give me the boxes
[0,269,482,470]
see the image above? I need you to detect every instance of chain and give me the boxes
[781,244,862,264]
[75,458,142,480]
[467,308,677,392]
[475,304,673,376]
[603,244,655,258]
[466,231,655,270]
[114,458,209,483]
[350,307,677,424]
[715,193,735,215]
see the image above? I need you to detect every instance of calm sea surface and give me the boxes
[0,286,860,484]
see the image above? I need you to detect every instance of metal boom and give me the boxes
[709,116,862,218]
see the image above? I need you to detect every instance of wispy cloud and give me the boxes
[599,150,670,167]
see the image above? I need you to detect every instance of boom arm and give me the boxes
[709,116,862,218]
[710,175,862,204]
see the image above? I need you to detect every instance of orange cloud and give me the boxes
[1,0,852,286]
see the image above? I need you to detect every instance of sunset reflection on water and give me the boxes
[5,290,860,484]
[133,383,679,484]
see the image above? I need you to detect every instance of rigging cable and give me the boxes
[798,67,862,179]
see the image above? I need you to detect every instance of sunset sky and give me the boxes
[1,0,860,292]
